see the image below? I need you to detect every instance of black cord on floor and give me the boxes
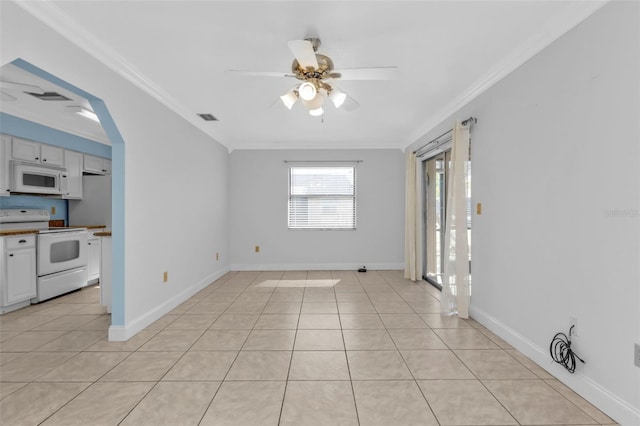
[549,325,585,373]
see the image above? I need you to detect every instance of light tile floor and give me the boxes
[0,270,617,425]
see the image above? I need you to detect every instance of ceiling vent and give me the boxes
[198,113,218,121]
[27,91,72,101]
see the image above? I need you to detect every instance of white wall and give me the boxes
[407,2,639,424]
[1,3,230,338]
[229,149,404,270]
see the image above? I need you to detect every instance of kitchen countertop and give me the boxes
[0,225,107,237]
[71,225,107,229]
[0,229,40,237]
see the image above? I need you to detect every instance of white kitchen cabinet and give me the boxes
[84,154,111,175]
[11,138,40,163]
[87,235,101,284]
[0,235,37,313]
[63,150,83,199]
[0,135,10,196]
[12,138,64,167]
[40,145,65,167]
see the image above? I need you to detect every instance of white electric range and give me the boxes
[0,209,89,302]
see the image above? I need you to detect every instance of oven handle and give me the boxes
[38,230,89,241]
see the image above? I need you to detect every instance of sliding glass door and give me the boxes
[422,149,471,288]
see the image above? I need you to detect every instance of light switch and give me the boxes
[476,203,482,215]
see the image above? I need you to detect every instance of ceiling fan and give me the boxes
[229,37,398,117]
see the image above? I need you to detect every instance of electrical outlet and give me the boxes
[163,271,168,283]
[634,343,640,368]
[569,317,578,336]
[255,245,260,253]
[50,206,56,215]
[476,202,482,215]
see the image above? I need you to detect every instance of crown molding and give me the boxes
[14,1,609,154]
[13,0,229,149]
[403,0,610,151]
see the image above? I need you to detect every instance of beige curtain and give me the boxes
[404,152,422,281]
[440,121,471,318]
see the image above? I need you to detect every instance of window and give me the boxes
[422,146,471,288]
[288,165,356,229]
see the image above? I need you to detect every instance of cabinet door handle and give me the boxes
[43,158,47,162]
[9,253,14,257]
[35,157,39,160]
[19,239,27,243]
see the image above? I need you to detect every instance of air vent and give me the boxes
[198,113,218,121]
[26,91,72,101]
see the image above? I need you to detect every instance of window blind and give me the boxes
[288,166,356,229]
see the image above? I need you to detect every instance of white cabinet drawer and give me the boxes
[6,235,36,250]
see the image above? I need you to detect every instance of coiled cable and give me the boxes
[549,325,585,373]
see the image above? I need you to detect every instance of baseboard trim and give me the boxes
[108,266,230,342]
[229,263,404,271]
[469,305,640,426]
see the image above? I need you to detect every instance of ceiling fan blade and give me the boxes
[331,67,399,81]
[342,93,360,112]
[227,70,295,78]
[0,80,45,94]
[287,40,319,70]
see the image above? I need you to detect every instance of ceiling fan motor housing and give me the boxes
[292,54,335,80]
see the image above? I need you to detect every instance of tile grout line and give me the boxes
[377,272,443,426]
[195,272,276,425]
[447,345,522,425]
[276,270,305,426]
[334,270,361,426]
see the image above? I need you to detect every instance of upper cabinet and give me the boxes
[63,150,83,199]
[0,134,111,199]
[0,135,10,196]
[84,154,111,175]
[40,145,65,167]
[12,138,64,167]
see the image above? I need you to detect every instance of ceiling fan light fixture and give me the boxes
[302,93,324,111]
[280,89,298,110]
[329,89,347,108]
[309,107,324,117]
[298,82,317,101]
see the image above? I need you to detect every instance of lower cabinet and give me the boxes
[87,236,101,284]
[1,235,37,313]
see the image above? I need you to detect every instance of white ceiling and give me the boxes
[10,1,606,151]
[0,63,111,145]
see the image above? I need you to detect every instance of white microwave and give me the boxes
[10,161,67,195]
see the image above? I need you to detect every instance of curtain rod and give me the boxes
[413,116,477,156]
[283,160,363,163]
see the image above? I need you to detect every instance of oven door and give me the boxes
[37,230,88,276]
